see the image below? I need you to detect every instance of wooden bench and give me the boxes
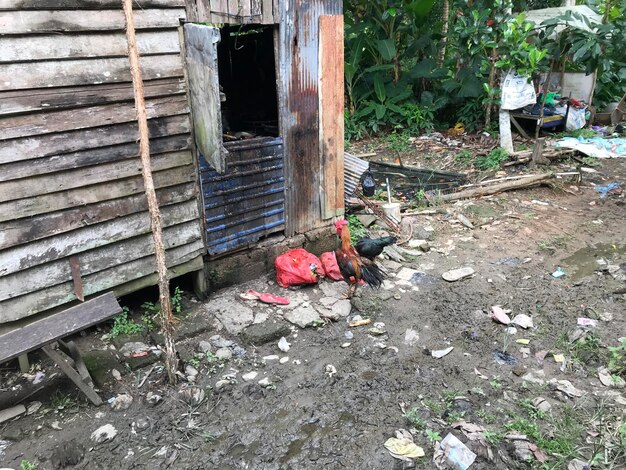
[0,293,122,405]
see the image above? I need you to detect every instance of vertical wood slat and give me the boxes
[319,14,344,219]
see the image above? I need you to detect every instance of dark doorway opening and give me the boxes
[218,25,279,139]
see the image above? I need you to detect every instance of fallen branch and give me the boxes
[437,173,556,202]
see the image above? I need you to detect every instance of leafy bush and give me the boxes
[475,147,509,170]
[110,307,143,338]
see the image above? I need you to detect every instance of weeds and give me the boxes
[518,398,546,420]
[537,235,571,253]
[455,149,473,166]
[51,392,77,411]
[403,407,426,430]
[490,376,503,390]
[110,307,143,338]
[484,430,504,446]
[608,338,626,378]
[20,460,37,470]
[346,214,368,245]
[425,429,441,443]
[475,148,509,171]
[386,131,412,154]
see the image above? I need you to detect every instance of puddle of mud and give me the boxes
[561,243,626,281]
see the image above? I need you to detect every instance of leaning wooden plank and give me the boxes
[0,31,180,63]
[0,182,195,249]
[0,54,183,92]
[0,292,121,363]
[0,244,203,323]
[0,9,186,35]
[0,220,202,301]
[0,199,199,276]
[437,174,556,202]
[0,134,191,183]
[42,346,103,405]
[319,15,344,219]
[0,150,192,203]
[0,164,195,222]
[0,0,185,8]
[0,114,190,164]
[0,78,185,116]
[0,404,26,424]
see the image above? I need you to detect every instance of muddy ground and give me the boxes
[1,154,625,470]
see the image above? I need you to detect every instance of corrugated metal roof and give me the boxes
[344,152,370,202]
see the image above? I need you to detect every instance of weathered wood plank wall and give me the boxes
[0,0,204,323]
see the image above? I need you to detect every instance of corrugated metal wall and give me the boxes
[200,137,286,255]
[278,0,343,236]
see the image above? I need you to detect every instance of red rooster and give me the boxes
[334,220,386,298]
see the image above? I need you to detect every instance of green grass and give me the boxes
[537,235,572,253]
[475,148,509,171]
[110,307,144,338]
[403,407,426,430]
[455,149,474,165]
[386,131,411,154]
[425,429,441,443]
[20,460,37,470]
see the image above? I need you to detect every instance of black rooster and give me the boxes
[334,220,396,261]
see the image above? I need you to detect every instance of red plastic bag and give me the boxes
[275,248,323,288]
[320,252,343,281]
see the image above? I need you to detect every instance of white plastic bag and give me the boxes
[566,107,586,131]
[500,70,536,110]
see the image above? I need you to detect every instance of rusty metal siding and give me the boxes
[200,137,285,255]
[278,0,342,236]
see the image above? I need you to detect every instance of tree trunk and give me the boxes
[484,48,498,129]
[437,0,450,67]
[122,0,178,384]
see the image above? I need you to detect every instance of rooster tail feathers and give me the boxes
[360,263,386,289]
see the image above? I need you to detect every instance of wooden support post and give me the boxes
[531,137,548,166]
[42,345,103,406]
[192,267,207,300]
[122,0,178,384]
[17,354,29,373]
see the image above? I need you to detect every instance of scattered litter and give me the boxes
[345,331,354,340]
[553,354,565,363]
[434,433,476,470]
[239,289,290,305]
[490,305,512,324]
[109,393,133,411]
[384,429,425,461]
[599,311,614,322]
[520,347,531,358]
[278,337,291,352]
[368,327,387,336]
[457,214,474,229]
[280,356,289,364]
[598,367,626,388]
[325,364,337,377]
[26,402,41,415]
[512,314,534,329]
[242,371,258,382]
[404,329,419,345]
[474,368,488,380]
[516,339,530,345]
[522,369,546,385]
[178,387,205,406]
[442,267,475,282]
[146,392,162,406]
[493,350,518,365]
[91,424,118,443]
[594,182,622,198]
[533,397,551,413]
[32,371,45,384]
[577,317,598,328]
[111,369,122,381]
[431,347,454,359]
[552,379,583,398]
[263,354,279,361]
[552,267,566,278]
[567,458,591,470]
[51,420,62,430]
[349,317,372,327]
[506,326,518,335]
[341,342,351,348]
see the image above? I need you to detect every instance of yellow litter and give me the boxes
[553,354,565,363]
[384,435,425,460]
[516,339,530,345]
[349,318,372,327]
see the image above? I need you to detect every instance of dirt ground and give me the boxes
[1,152,625,470]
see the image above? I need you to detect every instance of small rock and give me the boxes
[512,365,527,377]
[551,379,583,397]
[242,371,258,382]
[258,377,271,387]
[512,440,533,461]
[457,214,474,229]
[396,267,420,282]
[215,348,232,360]
[279,356,289,364]
[512,314,534,329]
[146,392,162,406]
[598,367,625,388]
[393,294,401,300]
[442,267,475,282]
[111,369,122,381]
[341,342,351,348]
[119,342,151,357]
[567,458,590,470]
[533,397,551,413]
[283,304,322,328]
[357,214,378,227]
[522,369,546,385]
[214,379,232,392]
[332,299,352,318]
[325,364,337,377]
[209,335,234,349]
[383,260,403,271]
[135,418,150,431]
[503,390,519,402]
[241,321,292,345]
[109,394,133,411]
[408,239,430,252]
[599,311,613,322]
[185,365,199,377]
[197,341,212,354]
[91,424,117,443]
[414,225,435,240]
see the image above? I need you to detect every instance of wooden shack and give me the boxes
[0,0,344,327]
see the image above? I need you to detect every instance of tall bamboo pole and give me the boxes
[122,0,178,384]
